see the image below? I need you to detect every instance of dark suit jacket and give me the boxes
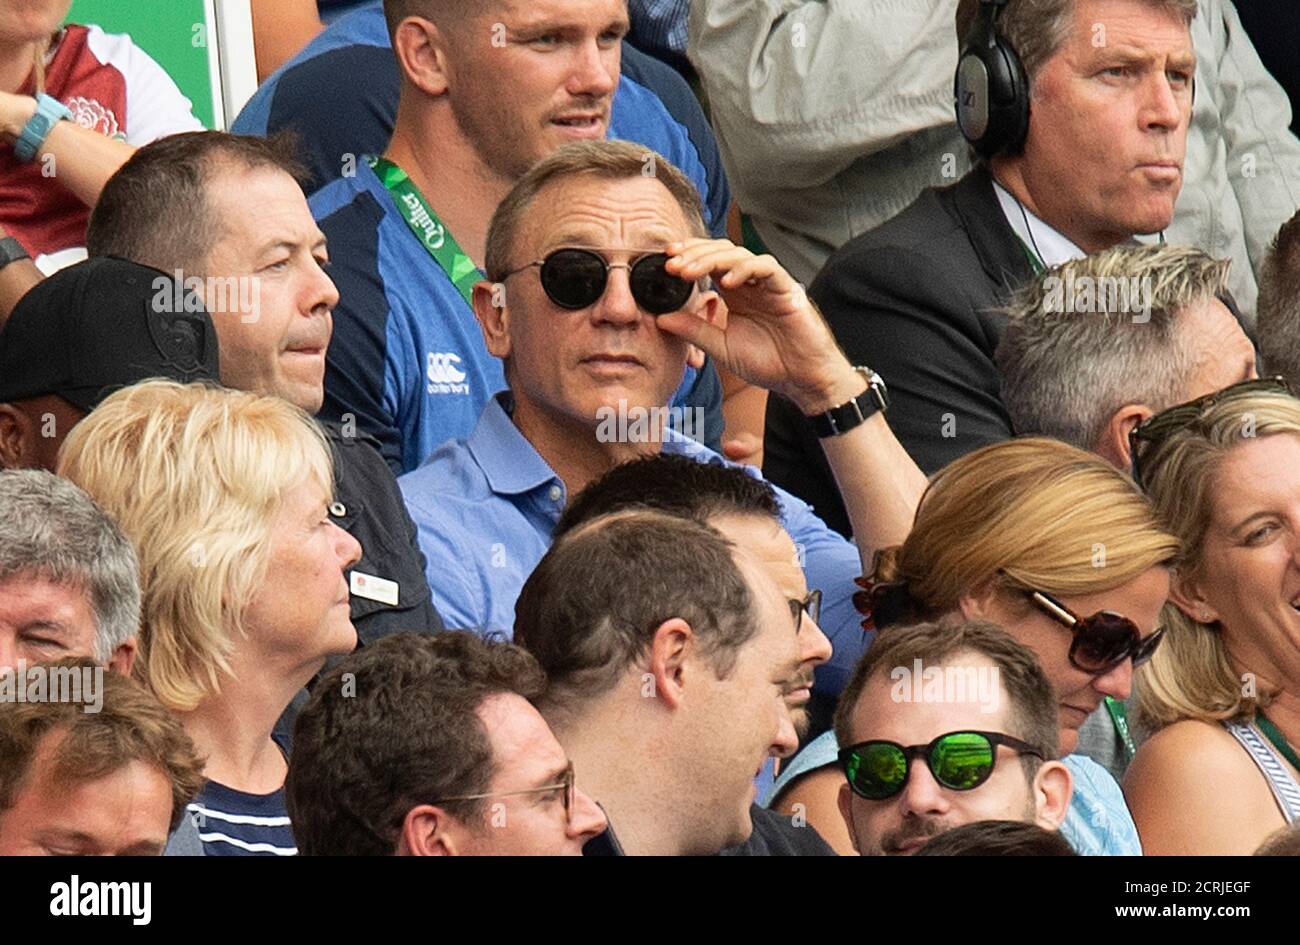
[323,422,444,640]
[763,165,1035,538]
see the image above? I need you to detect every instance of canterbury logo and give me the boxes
[427,352,466,384]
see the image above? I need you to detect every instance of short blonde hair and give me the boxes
[57,381,333,712]
[1134,390,1300,727]
[873,437,1179,619]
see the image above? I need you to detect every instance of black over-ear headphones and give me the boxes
[954,0,1029,158]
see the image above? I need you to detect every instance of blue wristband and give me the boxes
[14,92,72,164]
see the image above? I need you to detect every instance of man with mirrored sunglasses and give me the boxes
[832,618,1072,856]
[398,140,928,710]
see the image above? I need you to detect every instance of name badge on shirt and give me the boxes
[350,571,399,607]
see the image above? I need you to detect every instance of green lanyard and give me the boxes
[1014,233,1046,276]
[366,155,483,306]
[1256,710,1300,772]
[1105,696,1137,763]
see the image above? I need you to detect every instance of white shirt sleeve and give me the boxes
[83,24,205,143]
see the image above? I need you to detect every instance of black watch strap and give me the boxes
[807,367,889,438]
[0,236,31,270]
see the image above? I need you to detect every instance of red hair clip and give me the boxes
[854,574,910,633]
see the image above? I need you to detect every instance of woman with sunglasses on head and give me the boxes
[1124,382,1300,855]
[767,437,1178,855]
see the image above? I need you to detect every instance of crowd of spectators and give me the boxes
[3,0,1300,857]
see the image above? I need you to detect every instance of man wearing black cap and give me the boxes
[0,256,219,470]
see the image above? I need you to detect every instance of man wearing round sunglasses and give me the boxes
[299,0,735,478]
[833,619,1072,856]
[399,139,927,705]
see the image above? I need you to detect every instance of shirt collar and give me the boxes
[466,393,562,496]
[466,392,723,496]
[992,179,1087,269]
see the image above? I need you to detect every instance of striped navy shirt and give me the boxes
[187,780,297,857]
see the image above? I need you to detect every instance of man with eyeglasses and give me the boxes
[553,453,833,740]
[832,618,1073,856]
[285,631,608,855]
[549,453,833,849]
[398,139,928,714]
[515,510,819,855]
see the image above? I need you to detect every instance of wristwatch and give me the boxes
[807,366,889,438]
[14,92,72,164]
[0,236,30,271]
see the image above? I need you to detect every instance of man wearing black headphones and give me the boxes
[763,0,1199,534]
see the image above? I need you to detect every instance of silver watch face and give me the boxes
[853,366,886,392]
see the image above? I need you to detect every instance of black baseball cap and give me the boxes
[0,256,220,411]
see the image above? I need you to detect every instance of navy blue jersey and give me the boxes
[238,1,729,472]
[233,0,730,236]
[186,782,298,856]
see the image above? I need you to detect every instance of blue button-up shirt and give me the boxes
[398,394,871,698]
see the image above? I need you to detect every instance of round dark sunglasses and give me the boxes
[838,731,1044,801]
[503,247,695,315]
[1026,589,1164,675]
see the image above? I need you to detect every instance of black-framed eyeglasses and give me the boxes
[1129,376,1291,487]
[1026,589,1164,675]
[838,731,1044,801]
[501,247,696,315]
[788,589,822,635]
[428,761,576,824]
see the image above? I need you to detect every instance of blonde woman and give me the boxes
[1125,382,1300,854]
[59,380,361,856]
[767,437,1178,856]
